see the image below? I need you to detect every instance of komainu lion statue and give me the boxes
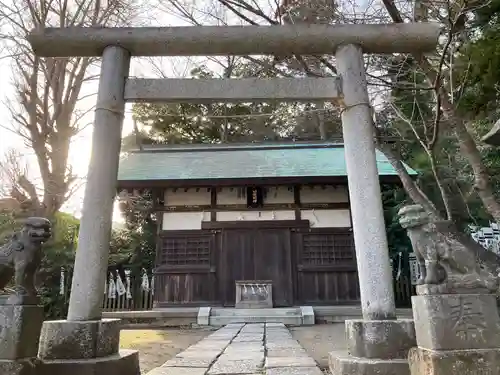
[0,217,52,304]
[398,204,499,295]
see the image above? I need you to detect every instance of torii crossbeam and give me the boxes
[29,24,440,57]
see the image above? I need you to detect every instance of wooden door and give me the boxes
[220,227,294,307]
[220,229,254,306]
[253,228,293,307]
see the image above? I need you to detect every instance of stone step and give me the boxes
[204,307,313,326]
[211,307,301,317]
[329,350,410,375]
[209,314,303,326]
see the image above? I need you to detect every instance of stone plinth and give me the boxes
[410,293,500,375]
[329,319,416,375]
[36,319,140,375]
[235,281,273,309]
[409,347,500,375]
[0,305,44,375]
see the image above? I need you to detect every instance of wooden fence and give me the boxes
[59,259,416,311]
[391,251,418,308]
[60,268,154,311]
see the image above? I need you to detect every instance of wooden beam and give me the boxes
[201,220,310,229]
[117,176,405,189]
[124,77,341,103]
[28,24,442,57]
[294,186,301,221]
[210,188,217,221]
[156,202,350,212]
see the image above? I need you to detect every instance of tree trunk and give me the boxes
[316,101,326,140]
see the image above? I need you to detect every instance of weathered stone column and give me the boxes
[329,44,416,375]
[36,46,140,375]
[336,43,395,320]
[67,45,130,321]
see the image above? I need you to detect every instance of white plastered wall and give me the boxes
[301,209,351,228]
[216,210,295,221]
[164,188,211,206]
[160,185,351,230]
[300,185,349,203]
[162,211,211,230]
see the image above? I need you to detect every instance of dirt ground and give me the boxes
[290,324,347,369]
[120,328,214,373]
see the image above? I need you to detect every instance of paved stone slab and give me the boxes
[266,367,323,375]
[224,346,265,353]
[217,352,265,362]
[208,360,263,374]
[266,323,286,327]
[155,323,321,375]
[162,357,215,368]
[191,342,230,349]
[214,328,241,334]
[226,342,264,349]
[266,342,303,350]
[176,350,222,360]
[232,336,263,342]
[235,332,263,336]
[266,348,309,358]
[148,367,209,375]
[265,357,317,368]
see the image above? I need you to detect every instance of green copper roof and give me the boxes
[117,142,416,182]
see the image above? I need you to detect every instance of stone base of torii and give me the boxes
[25,23,444,375]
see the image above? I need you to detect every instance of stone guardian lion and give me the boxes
[0,217,52,304]
[398,204,498,294]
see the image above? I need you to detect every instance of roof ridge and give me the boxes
[130,141,345,154]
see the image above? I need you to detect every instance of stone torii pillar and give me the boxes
[329,44,417,375]
[27,23,441,375]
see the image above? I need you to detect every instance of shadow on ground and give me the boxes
[120,328,213,373]
[290,324,347,369]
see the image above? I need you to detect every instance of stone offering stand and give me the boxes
[235,280,273,309]
[25,22,442,375]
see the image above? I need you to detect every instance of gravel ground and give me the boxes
[290,324,347,369]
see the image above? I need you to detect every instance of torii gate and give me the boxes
[29,23,440,375]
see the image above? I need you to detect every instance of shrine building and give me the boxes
[116,142,415,308]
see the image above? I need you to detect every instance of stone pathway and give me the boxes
[147,323,323,375]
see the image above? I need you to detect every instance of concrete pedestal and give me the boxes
[36,319,140,375]
[329,319,416,375]
[410,293,500,375]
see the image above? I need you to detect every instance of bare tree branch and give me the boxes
[0,0,151,217]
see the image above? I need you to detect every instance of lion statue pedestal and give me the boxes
[399,205,500,375]
[0,217,52,375]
